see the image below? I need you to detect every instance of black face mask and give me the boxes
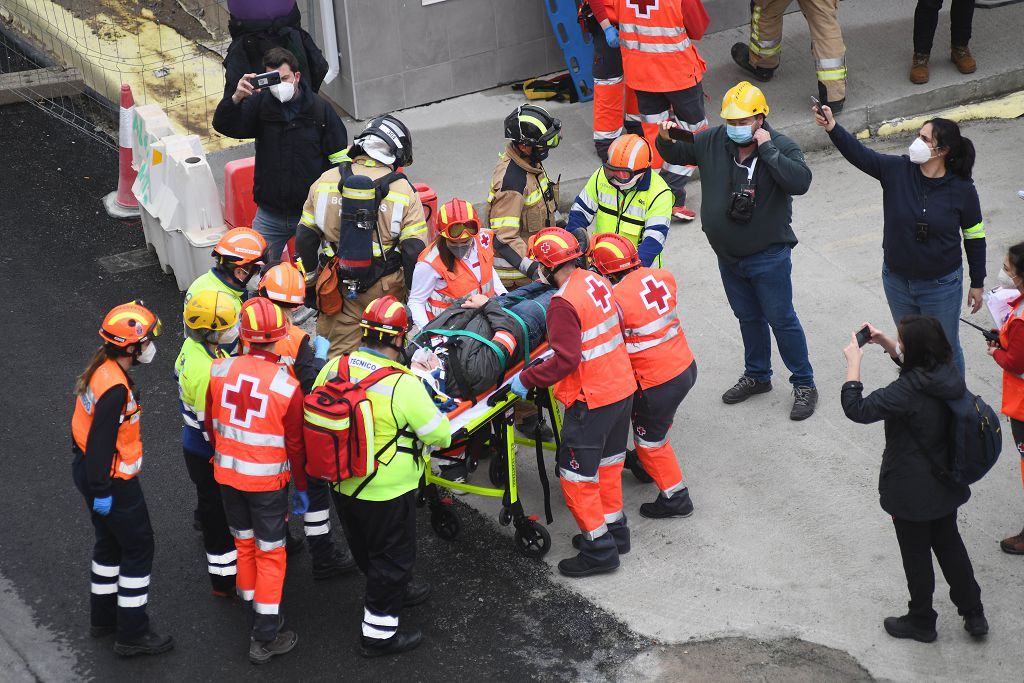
[531,147,550,163]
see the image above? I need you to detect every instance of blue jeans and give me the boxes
[252,206,301,267]
[496,281,555,350]
[881,263,965,376]
[718,244,814,387]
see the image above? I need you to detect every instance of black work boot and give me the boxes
[360,628,423,658]
[731,43,776,82]
[883,615,937,643]
[114,630,175,657]
[559,533,620,578]
[402,577,432,607]
[790,385,819,421]
[818,82,845,115]
[249,630,298,664]
[516,414,555,442]
[963,609,989,637]
[640,488,694,519]
[312,545,357,580]
[722,375,772,404]
[624,449,653,483]
[285,526,305,556]
[572,517,631,554]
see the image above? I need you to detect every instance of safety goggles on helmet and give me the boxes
[360,295,409,337]
[446,223,479,239]
[212,227,268,267]
[603,164,640,183]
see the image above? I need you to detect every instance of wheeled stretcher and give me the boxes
[422,347,563,558]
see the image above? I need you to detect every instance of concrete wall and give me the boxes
[318,0,565,119]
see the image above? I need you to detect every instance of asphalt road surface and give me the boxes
[0,102,871,681]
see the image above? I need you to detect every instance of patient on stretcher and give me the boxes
[408,281,553,400]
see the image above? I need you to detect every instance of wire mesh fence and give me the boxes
[0,0,232,149]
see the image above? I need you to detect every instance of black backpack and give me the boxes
[917,390,1002,487]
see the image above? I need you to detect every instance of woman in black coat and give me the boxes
[841,315,987,642]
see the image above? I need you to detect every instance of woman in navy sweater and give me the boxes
[815,106,985,376]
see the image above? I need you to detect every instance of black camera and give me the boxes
[915,221,929,243]
[727,187,756,223]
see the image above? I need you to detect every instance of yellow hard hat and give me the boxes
[183,290,238,331]
[720,81,770,120]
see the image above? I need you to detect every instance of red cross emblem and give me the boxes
[222,374,268,428]
[479,231,491,249]
[626,0,660,19]
[586,274,612,313]
[639,274,671,314]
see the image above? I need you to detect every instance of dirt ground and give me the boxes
[54,0,222,44]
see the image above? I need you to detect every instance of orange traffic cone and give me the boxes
[103,84,140,219]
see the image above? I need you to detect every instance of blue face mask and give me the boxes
[726,124,754,144]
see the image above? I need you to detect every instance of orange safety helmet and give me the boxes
[99,300,163,348]
[528,227,583,269]
[360,296,409,338]
[239,297,287,344]
[590,233,641,275]
[436,198,481,240]
[212,227,267,266]
[258,263,306,306]
[606,134,652,174]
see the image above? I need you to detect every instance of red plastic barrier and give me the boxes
[414,182,437,242]
[224,157,257,228]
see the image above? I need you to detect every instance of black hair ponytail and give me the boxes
[926,117,975,179]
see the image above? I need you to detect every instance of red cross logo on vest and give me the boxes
[479,231,491,249]
[626,0,660,19]
[639,274,671,314]
[586,274,613,313]
[222,374,268,428]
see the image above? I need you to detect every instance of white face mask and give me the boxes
[998,267,1020,290]
[908,137,934,165]
[137,342,156,364]
[219,325,240,346]
[269,81,295,102]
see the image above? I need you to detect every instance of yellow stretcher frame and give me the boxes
[422,381,563,559]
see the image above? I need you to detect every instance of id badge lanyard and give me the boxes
[734,157,758,194]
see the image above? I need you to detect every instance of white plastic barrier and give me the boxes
[130,103,227,290]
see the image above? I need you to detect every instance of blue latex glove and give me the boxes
[92,496,112,516]
[510,372,529,400]
[292,490,310,516]
[313,335,330,361]
[604,25,620,49]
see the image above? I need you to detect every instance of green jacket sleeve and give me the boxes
[655,134,699,168]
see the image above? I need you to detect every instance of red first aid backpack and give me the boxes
[303,358,404,482]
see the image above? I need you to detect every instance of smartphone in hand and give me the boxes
[855,324,871,348]
[668,128,695,143]
[251,71,282,89]
[811,96,824,116]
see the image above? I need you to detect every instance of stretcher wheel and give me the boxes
[431,508,460,541]
[513,521,551,559]
[498,506,513,527]
[489,454,507,487]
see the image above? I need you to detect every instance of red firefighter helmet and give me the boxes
[239,297,287,344]
[436,198,481,239]
[360,296,409,337]
[590,233,641,275]
[99,301,163,347]
[528,227,582,269]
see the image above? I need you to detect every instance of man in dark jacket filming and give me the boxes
[656,81,817,421]
[213,47,348,266]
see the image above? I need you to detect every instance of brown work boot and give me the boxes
[910,53,930,84]
[951,46,977,74]
[1000,526,1024,554]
